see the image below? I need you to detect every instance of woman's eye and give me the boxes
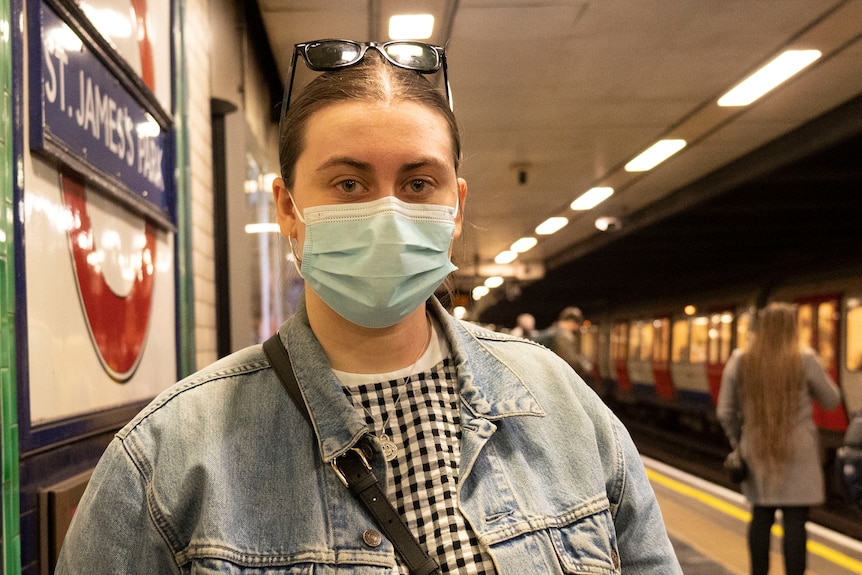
[408,179,427,193]
[337,179,361,193]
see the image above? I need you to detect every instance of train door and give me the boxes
[627,321,656,399]
[651,317,674,400]
[797,296,848,431]
[596,322,614,395]
[706,310,734,404]
[736,308,753,351]
[669,313,712,407]
[611,321,632,398]
[844,298,862,418]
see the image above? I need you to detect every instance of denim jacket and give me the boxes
[56,298,682,574]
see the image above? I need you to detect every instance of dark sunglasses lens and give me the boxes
[384,43,440,71]
[304,40,362,70]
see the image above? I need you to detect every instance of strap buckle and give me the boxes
[331,446,372,488]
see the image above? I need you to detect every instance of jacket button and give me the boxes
[363,529,383,547]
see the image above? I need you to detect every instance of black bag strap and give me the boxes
[262,333,440,575]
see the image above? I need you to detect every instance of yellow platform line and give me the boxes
[646,467,862,573]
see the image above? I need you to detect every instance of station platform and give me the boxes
[645,457,862,574]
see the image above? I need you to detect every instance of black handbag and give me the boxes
[723,449,749,483]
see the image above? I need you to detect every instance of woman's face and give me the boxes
[274,100,466,246]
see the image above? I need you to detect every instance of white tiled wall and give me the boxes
[185,0,217,368]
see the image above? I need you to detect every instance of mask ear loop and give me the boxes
[287,193,305,277]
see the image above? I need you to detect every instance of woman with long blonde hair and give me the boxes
[718,302,840,575]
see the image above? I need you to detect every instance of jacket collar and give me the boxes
[281,296,543,463]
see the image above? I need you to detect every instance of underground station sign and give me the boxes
[29,0,171,220]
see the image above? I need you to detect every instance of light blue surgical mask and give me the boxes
[291,195,458,328]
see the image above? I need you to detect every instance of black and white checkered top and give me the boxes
[334,318,497,575]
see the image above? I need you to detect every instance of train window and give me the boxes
[707,312,734,364]
[581,326,596,364]
[653,318,670,363]
[798,304,814,349]
[671,319,689,362]
[690,316,708,364]
[640,322,654,361]
[708,315,719,363]
[847,300,862,371]
[628,323,641,360]
[736,311,752,350]
[817,301,837,374]
[611,322,628,362]
[720,314,733,361]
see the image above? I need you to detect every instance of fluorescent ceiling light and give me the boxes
[494,250,518,264]
[625,139,687,172]
[510,237,537,253]
[484,276,504,288]
[389,14,435,39]
[571,187,614,210]
[472,286,489,300]
[244,223,280,234]
[535,216,568,235]
[718,49,822,107]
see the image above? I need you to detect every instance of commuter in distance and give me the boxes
[508,312,539,340]
[539,306,593,379]
[717,302,841,575]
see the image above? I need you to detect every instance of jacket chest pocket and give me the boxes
[548,508,621,575]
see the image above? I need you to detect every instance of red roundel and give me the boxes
[62,173,156,381]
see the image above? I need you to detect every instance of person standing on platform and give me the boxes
[717,302,841,575]
[837,410,862,512]
[544,306,592,378]
[509,312,539,340]
[56,39,682,574]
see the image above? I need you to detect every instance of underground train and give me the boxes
[573,265,862,454]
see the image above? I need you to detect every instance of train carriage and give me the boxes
[582,268,862,466]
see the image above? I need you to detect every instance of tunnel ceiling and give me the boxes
[479,97,862,328]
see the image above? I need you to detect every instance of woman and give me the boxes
[57,40,682,574]
[717,302,841,575]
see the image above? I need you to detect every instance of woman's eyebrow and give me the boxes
[316,156,449,174]
[400,158,448,172]
[316,156,373,173]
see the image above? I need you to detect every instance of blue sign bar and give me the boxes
[30,1,170,217]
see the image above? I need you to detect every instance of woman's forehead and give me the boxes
[306,99,446,128]
[300,101,456,163]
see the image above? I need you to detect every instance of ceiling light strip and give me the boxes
[625,139,687,172]
[717,49,822,107]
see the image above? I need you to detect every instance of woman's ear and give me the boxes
[454,177,468,239]
[273,177,297,238]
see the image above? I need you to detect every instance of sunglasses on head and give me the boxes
[280,39,452,124]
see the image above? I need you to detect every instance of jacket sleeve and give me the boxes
[716,349,743,447]
[54,438,181,574]
[802,349,842,410]
[610,416,684,574]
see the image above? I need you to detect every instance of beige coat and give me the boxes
[717,348,842,506]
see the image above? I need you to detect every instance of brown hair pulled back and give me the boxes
[278,52,461,188]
